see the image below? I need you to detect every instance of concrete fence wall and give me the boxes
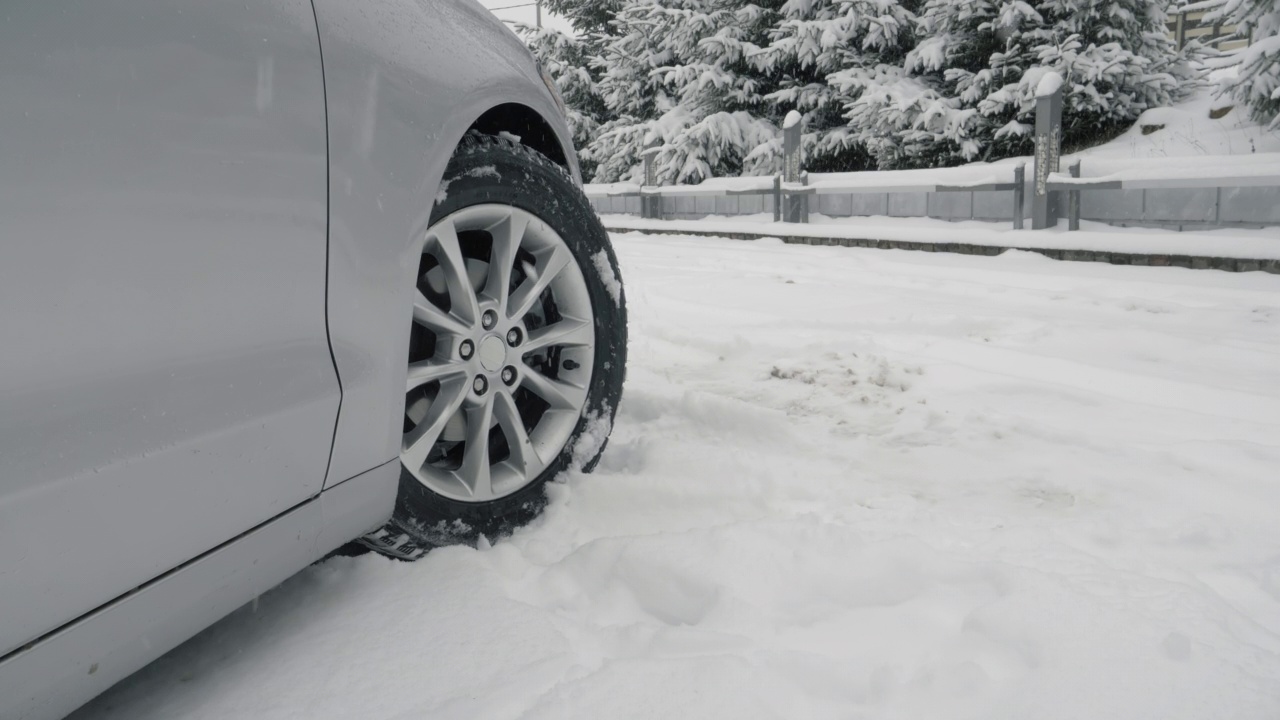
[590,185,1280,231]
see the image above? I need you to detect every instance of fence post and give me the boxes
[1013,162,1025,229]
[641,145,661,220]
[800,171,810,223]
[1175,11,1186,49]
[772,175,782,223]
[783,111,804,223]
[1032,73,1064,229]
[1068,159,1081,231]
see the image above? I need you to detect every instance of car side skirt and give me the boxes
[0,459,398,720]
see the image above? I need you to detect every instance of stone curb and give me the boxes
[603,224,1280,274]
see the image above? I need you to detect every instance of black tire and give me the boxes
[361,132,627,560]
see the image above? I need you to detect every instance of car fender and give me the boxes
[311,0,578,487]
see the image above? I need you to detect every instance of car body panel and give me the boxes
[312,0,579,486]
[0,0,339,659]
[0,1,578,717]
[0,461,398,720]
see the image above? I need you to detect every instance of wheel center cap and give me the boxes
[478,335,506,372]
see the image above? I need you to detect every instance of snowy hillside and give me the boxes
[76,233,1280,720]
[1079,84,1280,158]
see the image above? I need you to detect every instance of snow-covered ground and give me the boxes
[76,234,1280,719]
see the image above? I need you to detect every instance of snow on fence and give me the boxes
[586,163,1030,228]
[587,153,1280,233]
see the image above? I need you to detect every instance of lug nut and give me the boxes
[482,310,497,330]
[473,375,488,395]
[506,327,523,346]
[459,340,474,360]
[501,366,517,386]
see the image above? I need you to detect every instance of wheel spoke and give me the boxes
[401,376,468,472]
[458,393,495,499]
[522,316,593,355]
[406,359,467,392]
[413,290,470,337]
[520,363,588,410]
[493,389,536,475]
[483,211,529,309]
[508,244,572,322]
[428,218,481,327]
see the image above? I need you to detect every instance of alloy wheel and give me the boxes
[402,204,596,502]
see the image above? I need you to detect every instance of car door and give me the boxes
[0,0,339,657]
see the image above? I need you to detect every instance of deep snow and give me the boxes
[76,234,1280,720]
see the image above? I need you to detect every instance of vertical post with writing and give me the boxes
[641,145,661,220]
[782,110,803,223]
[1032,72,1064,230]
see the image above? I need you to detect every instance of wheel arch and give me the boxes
[466,103,570,173]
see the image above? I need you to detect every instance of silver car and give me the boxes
[0,2,626,718]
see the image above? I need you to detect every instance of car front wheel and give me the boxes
[361,132,627,559]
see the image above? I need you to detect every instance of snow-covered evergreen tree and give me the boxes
[1210,0,1280,128]
[520,25,609,178]
[585,0,785,184]
[542,0,626,34]
[843,0,1200,169]
[758,0,918,172]
[530,0,1211,182]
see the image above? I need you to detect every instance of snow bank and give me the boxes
[806,163,1021,192]
[1065,152,1280,178]
[585,176,776,198]
[587,164,1027,198]
[584,181,641,197]
[599,214,1280,261]
[1047,154,1280,188]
